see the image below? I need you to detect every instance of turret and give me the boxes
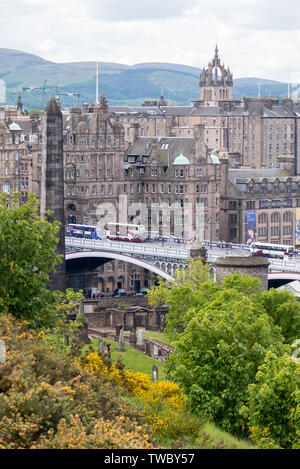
[199,46,233,104]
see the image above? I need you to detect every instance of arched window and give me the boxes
[117,276,124,289]
[2,181,10,193]
[283,211,292,222]
[106,277,115,293]
[258,213,268,224]
[271,212,280,223]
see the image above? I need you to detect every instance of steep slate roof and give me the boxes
[228,168,289,181]
[161,106,193,116]
[126,136,196,170]
[14,118,31,135]
[190,106,222,116]
[110,105,164,116]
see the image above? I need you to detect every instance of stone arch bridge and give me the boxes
[65,236,189,290]
[65,237,300,290]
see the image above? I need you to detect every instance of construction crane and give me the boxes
[23,81,80,108]
[23,80,49,108]
[52,85,80,107]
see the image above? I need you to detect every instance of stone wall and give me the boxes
[83,299,168,332]
[214,256,269,291]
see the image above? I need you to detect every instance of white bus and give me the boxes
[250,242,294,259]
[104,223,146,242]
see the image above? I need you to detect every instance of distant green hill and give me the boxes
[0,48,296,110]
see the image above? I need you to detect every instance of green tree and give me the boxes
[0,192,62,328]
[45,289,85,354]
[242,350,300,449]
[222,272,262,296]
[147,258,214,337]
[254,288,300,344]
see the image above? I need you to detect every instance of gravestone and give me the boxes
[152,365,158,382]
[160,316,166,332]
[137,328,144,346]
[115,324,123,340]
[153,344,159,358]
[116,328,125,352]
[98,338,104,354]
[130,329,137,345]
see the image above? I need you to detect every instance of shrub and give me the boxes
[242,350,300,449]
[0,314,152,449]
[81,350,201,441]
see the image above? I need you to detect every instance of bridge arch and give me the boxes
[268,271,300,289]
[66,250,174,282]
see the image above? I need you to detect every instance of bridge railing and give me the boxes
[204,240,250,251]
[65,236,190,260]
[268,258,299,272]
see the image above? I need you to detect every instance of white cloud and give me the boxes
[0,0,300,82]
[85,0,198,21]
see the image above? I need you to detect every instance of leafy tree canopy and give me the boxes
[0,192,63,328]
[254,288,300,344]
[166,288,285,434]
[242,350,300,449]
[148,258,299,435]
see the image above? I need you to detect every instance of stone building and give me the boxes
[123,133,224,241]
[220,167,300,245]
[198,45,233,104]
[109,47,300,174]
[2,47,300,290]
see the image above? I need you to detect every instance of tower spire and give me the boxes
[215,43,219,59]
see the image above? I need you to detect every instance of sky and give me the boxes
[1,0,300,82]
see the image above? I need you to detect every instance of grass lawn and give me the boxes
[143,331,173,347]
[89,337,167,380]
[123,331,172,347]
[201,423,257,449]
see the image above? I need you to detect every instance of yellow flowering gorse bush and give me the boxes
[82,351,196,438]
[0,314,153,449]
